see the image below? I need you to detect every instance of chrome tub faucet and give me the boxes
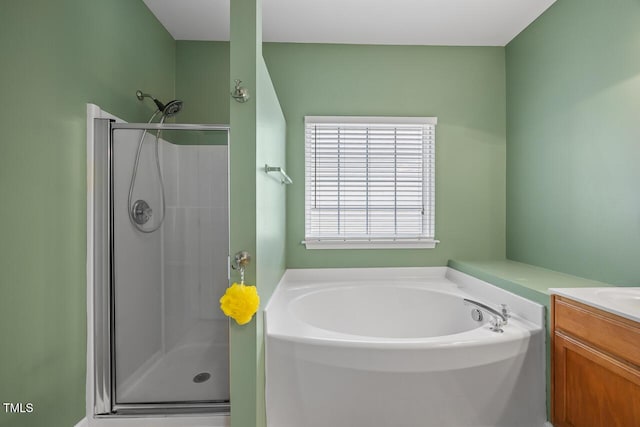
[464,298,509,333]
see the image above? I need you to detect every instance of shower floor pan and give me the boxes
[117,321,229,405]
[117,342,229,403]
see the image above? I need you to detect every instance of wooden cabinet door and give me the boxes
[553,331,640,427]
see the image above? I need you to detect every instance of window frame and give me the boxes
[303,116,439,250]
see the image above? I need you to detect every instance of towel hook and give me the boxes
[232,250,251,284]
[231,79,250,103]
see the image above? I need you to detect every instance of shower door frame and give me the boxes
[93,119,231,416]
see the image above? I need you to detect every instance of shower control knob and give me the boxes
[131,200,152,225]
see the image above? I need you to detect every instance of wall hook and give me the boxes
[232,250,251,284]
[231,79,250,103]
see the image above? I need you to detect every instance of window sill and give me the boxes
[303,240,440,250]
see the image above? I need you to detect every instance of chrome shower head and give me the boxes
[136,90,183,117]
[162,99,183,117]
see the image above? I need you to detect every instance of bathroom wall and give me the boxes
[176,41,230,125]
[262,43,507,268]
[226,0,289,424]
[0,1,175,426]
[255,57,287,426]
[228,1,260,424]
[506,0,640,285]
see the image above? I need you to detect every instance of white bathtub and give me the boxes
[265,267,547,427]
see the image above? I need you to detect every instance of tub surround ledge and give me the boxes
[448,259,613,307]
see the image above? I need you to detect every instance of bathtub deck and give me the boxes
[448,259,613,306]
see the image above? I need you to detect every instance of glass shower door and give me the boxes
[107,123,229,413]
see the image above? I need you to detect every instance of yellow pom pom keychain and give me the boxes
[220,251,260,325]
[220,283,260,325]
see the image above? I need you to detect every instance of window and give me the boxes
[304,116,438,249]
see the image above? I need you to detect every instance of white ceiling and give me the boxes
[143,0,556,46]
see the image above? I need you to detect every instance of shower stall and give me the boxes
[89,104,230,420]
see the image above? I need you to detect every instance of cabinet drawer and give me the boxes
[554,296,640,367]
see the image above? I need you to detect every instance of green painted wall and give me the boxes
[506,0,640,286]
[176,41,230,124]
[255,57,287,427]
[0,1,175,427]
[174,41,230,147]
[229,1,287,427]
[229,0,260,425]
[262,43,507,268]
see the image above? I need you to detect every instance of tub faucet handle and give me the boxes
[500,304,511,319]
[489,317,505,333]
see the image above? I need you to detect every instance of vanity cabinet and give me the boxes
[551,295,640,427]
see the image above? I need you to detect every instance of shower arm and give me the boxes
[136,90,152,101]
[136,90,181,115]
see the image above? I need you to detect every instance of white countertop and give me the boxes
[550,287,640,323]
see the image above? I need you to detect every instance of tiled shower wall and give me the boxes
[162,142,229,350]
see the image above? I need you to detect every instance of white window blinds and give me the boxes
[304,116,438,249]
